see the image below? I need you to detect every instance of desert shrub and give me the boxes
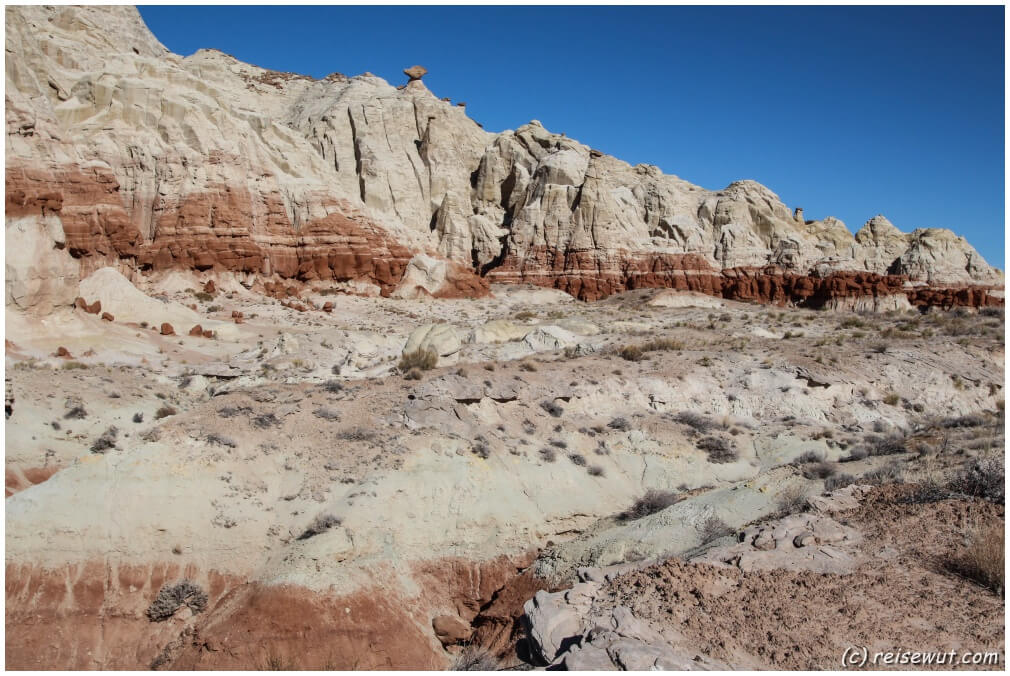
[567,453,586,466]
[824,473,856,491]
[793,450,823,465]
[62,361,89,370]
[619,489,679,521]
[674,411,715,434]
[698,515,733,544]
[404,368,422,380]
[949,454,1004,503]
[193,291,214,302]
[313,407,341,421]
[775,485,808,516]
[869,434,907,456]
[883,392,900,406]
[549,439,567,449]
[323,380,344,394]
[206,433,236,448]
[337,427,377,443]
[587,464,605,477]
[297,513,342,540]
[538,447,557,463]
[64,405,88,419]
[950,522,1004,594]
[472,440,491,459]
[802,461,837,480]
[696,436,737,464]
[540,400,564,417]
[451,644,500,671]
[903,478,951,504]
[90,426,119,454]
[252,413,280,429]
[519,360,538,372]
[146,580,208,622]
[513,310,537,321]
[861,461,905,486]
[132,412,144,424]
[619,345,644,361]
[154,405,177,420]
[398,348,437,372]
[940,413,988,429]
[607,417,631,432]
[840,446,869,462]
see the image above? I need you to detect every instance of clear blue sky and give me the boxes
[138,5,1005,269]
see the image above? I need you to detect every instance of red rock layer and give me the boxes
[4,465,61,497]
[5,552,539,670]
[6,161,488,299]
[488,247,1003,308]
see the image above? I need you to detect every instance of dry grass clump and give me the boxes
[313,407,341,421]
[205,433,237,448]
[472,439,491,459]
[674,411,717,434]
[861,461,905,486]
[64,404,88,419]
[824,473,856,491]
[398,348,437,373]
[337,427,378,443]
[618,337,683,361]
[90,426,119,454]
[540,400,564,417]
[607,417,631,431]
[252,412,280,429]
[950,521,1004,595]
[154,405,177,420]
[451,644,500,671]
[297,513,342,541]
[802,461,838,480]
[538,447,557,463]
[567,453,586,466]
[146,580,208,622]
[949,453,1004,503]
[696,435,737,463]
[698,515,733,544]
[619,489,679,521]
[774,485,809,517]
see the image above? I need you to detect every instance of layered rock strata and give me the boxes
[5,5,1001,313]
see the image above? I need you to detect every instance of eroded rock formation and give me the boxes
[4,5,1001,314]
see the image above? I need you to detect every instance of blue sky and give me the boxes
[139,5,1005,269]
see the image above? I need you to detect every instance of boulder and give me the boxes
[100,312,114,322]
[465,319,528,345]
[322,302,334,313]
[403,324,461,362]
[522,589,586,666]
[189,325,204,337]
[403,65,427,81]
[522,325,578,352]
[55,346,72,359]
[431,614,472,646]
[160,322,175,336]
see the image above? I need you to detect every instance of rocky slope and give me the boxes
[4,271,1004,668]
[5,5,1003,315]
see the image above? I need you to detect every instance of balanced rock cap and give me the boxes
[403,65,427,81]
